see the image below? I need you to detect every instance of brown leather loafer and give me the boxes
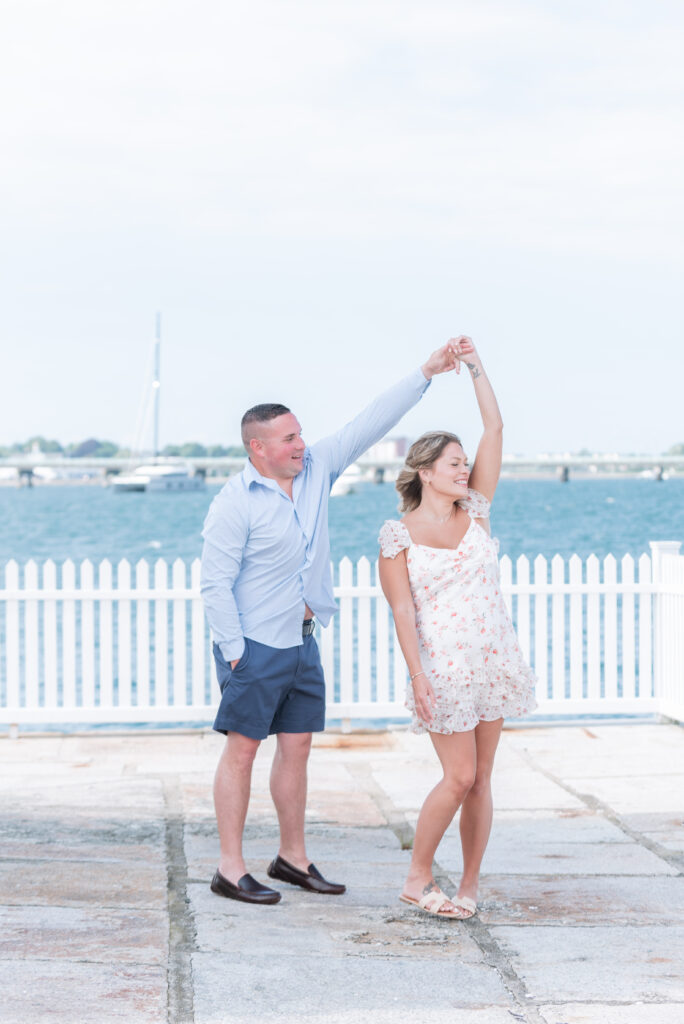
[267,855,346,895]
[210,869,281,904]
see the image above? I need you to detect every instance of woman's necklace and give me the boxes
[417,504,456,525]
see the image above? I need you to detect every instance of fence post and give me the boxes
[649,540,683,721]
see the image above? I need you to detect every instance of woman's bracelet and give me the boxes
[410,670,426,680]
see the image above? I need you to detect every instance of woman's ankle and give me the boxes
[403,868,436,895]
[458,876,479,899]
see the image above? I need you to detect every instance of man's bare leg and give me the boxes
[214,731,261,882]
[270,731,312,872]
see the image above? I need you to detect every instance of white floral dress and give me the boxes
[379,488,537,734]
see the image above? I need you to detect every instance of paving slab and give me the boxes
[304,788,387,826]
[0,857,166,908]
[1,721,683,1023]
[539,1003,684,1024]
[491,924,684,1001]
[194,1013,520,1024]
[641,831,684,854]
[491,806,632,843]
[0,777,165,819]
[619,812,684,857]
[191,950,514,1021]
[0,960,167,1024]
[561,774,684,815]
[620,812,684,834]
[371,760,585,813]
[2,813,165,860]
[0,905,167,964]
[189,879,484,958]
[440,832,676,876]
[178,779,216,819]
[1,837,163,863]
[477,873,684,925]
[507,724,684,779]
[184,822,409,878]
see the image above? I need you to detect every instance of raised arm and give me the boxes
[310,342,462,479]
[451,337,503,502]
[378,549,435,727]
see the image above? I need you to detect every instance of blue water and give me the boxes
[2,478,682,568]
[3,478,676,733]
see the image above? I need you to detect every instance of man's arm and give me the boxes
[200,493,248,663]
[310,342,462,477]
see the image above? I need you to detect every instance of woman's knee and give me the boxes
[468,769,493,798]
[443,768,477,801]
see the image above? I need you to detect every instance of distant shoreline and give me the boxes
[1,472,683,488]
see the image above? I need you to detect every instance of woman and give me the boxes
[378,336,536,920]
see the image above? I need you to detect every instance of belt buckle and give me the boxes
[302,618,315,637]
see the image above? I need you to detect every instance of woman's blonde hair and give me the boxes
[395,431,463,513]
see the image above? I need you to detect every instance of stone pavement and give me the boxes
[1,722,683,1024]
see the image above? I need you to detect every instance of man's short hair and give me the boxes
[241,403,291,448]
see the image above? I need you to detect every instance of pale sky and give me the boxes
[2,0,683,456]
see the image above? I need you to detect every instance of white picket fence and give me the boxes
[1,542,683,729]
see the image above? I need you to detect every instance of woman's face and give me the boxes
[422,442,470,499]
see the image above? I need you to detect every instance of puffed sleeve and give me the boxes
[458,487,491,519]
[378,520,411,559]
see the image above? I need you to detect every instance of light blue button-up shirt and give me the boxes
[200,367,430,661]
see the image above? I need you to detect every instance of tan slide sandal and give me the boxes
[399,888,471,919]
[452,895,477,919]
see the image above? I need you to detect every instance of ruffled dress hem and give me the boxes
[405,676,538,735]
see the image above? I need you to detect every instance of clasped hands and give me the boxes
[422,335,477,379]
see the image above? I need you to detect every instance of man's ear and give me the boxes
[249,437,263,457]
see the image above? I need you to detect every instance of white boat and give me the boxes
[111,464,205,493]
[330,463,364,497]
[113,315,205,495]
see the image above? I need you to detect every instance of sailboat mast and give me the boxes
[153,312,161,458]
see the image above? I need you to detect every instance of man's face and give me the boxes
[250,413,306,479]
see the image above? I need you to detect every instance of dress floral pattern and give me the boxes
[379,488,537,734]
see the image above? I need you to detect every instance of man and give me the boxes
[200,342,461,904]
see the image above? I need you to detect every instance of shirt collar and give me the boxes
[243,450,311,491]
[244,459,278,491]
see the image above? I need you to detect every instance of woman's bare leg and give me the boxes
[457,717,504,904]
[402,730,476,905]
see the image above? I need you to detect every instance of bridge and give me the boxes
[1,452,683,484]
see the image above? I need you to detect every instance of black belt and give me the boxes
[302,618,315,637]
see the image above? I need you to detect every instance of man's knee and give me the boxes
[276,731,312,763]
[223,732,261,772]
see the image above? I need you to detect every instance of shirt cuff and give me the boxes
[218,638,245,662]
[417,366,433,387]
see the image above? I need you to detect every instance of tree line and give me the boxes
[4,436,684,459]
[0,437,246,458]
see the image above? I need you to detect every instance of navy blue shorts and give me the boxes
[212,635,326,740]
